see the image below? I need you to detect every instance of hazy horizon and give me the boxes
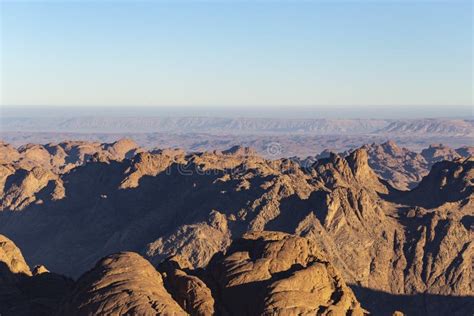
[1,105,472,119]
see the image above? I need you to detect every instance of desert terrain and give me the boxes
[0,137,472,315]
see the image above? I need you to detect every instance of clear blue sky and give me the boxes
[0,0,472,108]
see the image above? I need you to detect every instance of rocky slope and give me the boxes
[0,139,472,315]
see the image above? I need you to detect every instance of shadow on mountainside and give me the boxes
[0,261,73,316]
[378,159,473,209]
[0,159,272,277]
[264,190,328,233]
[351,285,474,316]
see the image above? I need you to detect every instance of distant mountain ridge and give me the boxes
[379,119,473,136]
[3,116,473,136]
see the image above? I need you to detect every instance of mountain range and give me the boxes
[0,139,472,315]
[3,117,473,136]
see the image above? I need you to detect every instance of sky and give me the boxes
[0,0,472,110]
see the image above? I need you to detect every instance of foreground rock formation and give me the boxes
[60,252,187,315]
[0,139,472,315]
[209,231,364,315]
[1,231,364,315]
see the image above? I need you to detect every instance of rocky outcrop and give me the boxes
[0,139,143,175]
[405,157,473,207]
[0,166,64,210]
[60,252,187,315]
[159,258,215,316]
[103,138,141,160]
[120,151,183,189]
[146,211,231,269]
[312,148,388,194]
[0,233,369,316]
[347,148,389,193]
[364,141,429,190]
[17,144,52,170]
[0,234,32,278]
[0,142,20,164]
[402,207,472,296]
[421,144,461,164]
[210,231,365,315]
[363,141,472,190]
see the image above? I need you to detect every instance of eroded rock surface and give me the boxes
[146,210,231,269]
[60,252,187,316]
[209,231,365,315]
[159,258,215,316]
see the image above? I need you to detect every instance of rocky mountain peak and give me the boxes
[120,151,182,189]
[0,142,20,164]
[407,157,473,207]
[0,166,63,211]
[347,148,388,193]
[381,140,402,155]
[313,148,387,193]
[0,234,32,277]
[104,137,141,159]
[347,148,369,172]
[421,143,460,163]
